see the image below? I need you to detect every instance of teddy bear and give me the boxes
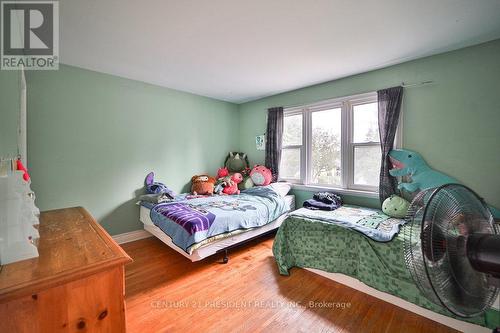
[222,173,243,195]
[250,165,272,186]
[191,175,216,195]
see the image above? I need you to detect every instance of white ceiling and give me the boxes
[60,0,500,103]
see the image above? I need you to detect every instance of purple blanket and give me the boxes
[155,203,216,235]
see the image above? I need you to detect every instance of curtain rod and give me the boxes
[401,80,434,88]
[281,80,434,109]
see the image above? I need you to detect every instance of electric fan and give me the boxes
[403,183,500,317]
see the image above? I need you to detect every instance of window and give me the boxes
[310,108,341,186]
[280,113,302,180]
[280,92,399,193]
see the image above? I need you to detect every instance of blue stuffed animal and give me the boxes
[389,149,500,219]
[145,172,176,198]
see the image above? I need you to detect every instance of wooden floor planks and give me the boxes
[122,235,457,333]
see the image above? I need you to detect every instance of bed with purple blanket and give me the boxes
[139,186,294,261]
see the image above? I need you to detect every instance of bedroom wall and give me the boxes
[26,65,239,235]
[0,14,22,157]
[0,71,21,156]
[238,39,500,209]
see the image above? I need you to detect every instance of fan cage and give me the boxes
[403,183,499,318]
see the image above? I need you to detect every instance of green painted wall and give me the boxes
[0,71,20,156]
[238,39,500,209]
[27,65,239,235]
[0,14,22,157]
[22,39,500,235]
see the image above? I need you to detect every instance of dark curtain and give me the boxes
[378,86,403,204]
[265,107,284,182]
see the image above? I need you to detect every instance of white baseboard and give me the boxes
[305,268,490,333]
[113,229,152,244]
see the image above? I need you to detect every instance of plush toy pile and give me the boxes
[144,153,275,198]
[189,152,274,196]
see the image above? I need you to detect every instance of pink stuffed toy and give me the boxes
[222,173,243,195]
[217,167,229,179]
[250,165,272,186]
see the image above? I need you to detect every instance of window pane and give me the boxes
[282,114,302,146]
[354,145,381,186]
[353,102,379,143]
[279,148,301,179]
[311,108,341,185]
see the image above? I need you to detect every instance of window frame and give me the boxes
[279,91,402,195]
[279,109,304,182]
[306,103,343,187]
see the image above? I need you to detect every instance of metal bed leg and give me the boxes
[221,249,229,264]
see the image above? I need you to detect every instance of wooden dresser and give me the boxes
[0,207,132,332]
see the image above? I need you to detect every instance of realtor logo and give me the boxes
[1,1,59,70]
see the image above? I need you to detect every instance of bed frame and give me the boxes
[306,268,498,333]
[139,195,295,263]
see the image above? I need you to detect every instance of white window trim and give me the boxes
[280,109,304,183]
[279,91,403,196]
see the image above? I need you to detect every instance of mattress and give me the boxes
[140,194,295,261]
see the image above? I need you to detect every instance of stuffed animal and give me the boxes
[382,195,410,218]
[214,179,224,195]
[389,149,458,193]
[224,152,249,173]
[217,167,229,179]
[214,176,231,195]
[250,165,272,186]
[238,176,254,190]
[389,149,500,219]
[191,175,216,195]
[213,167,229,194]
[145,172,176,198]
[222,173,243,195]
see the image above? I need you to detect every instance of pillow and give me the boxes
[268,182,292,197]
[382,195,410,218]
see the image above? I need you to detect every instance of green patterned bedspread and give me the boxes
[272,212,500,329]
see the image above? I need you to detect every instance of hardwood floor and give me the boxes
[122,235,457,333]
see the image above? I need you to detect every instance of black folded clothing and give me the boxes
[303,199,339,211]
[303,192,343,211]
[313,192,342,206]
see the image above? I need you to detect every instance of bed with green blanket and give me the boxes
[272,205,499,329]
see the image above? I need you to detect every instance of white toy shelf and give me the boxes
[0,158,40,265]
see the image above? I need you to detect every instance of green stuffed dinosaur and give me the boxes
[388,149,500,219]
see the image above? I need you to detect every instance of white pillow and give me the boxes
[268,182,292,197]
